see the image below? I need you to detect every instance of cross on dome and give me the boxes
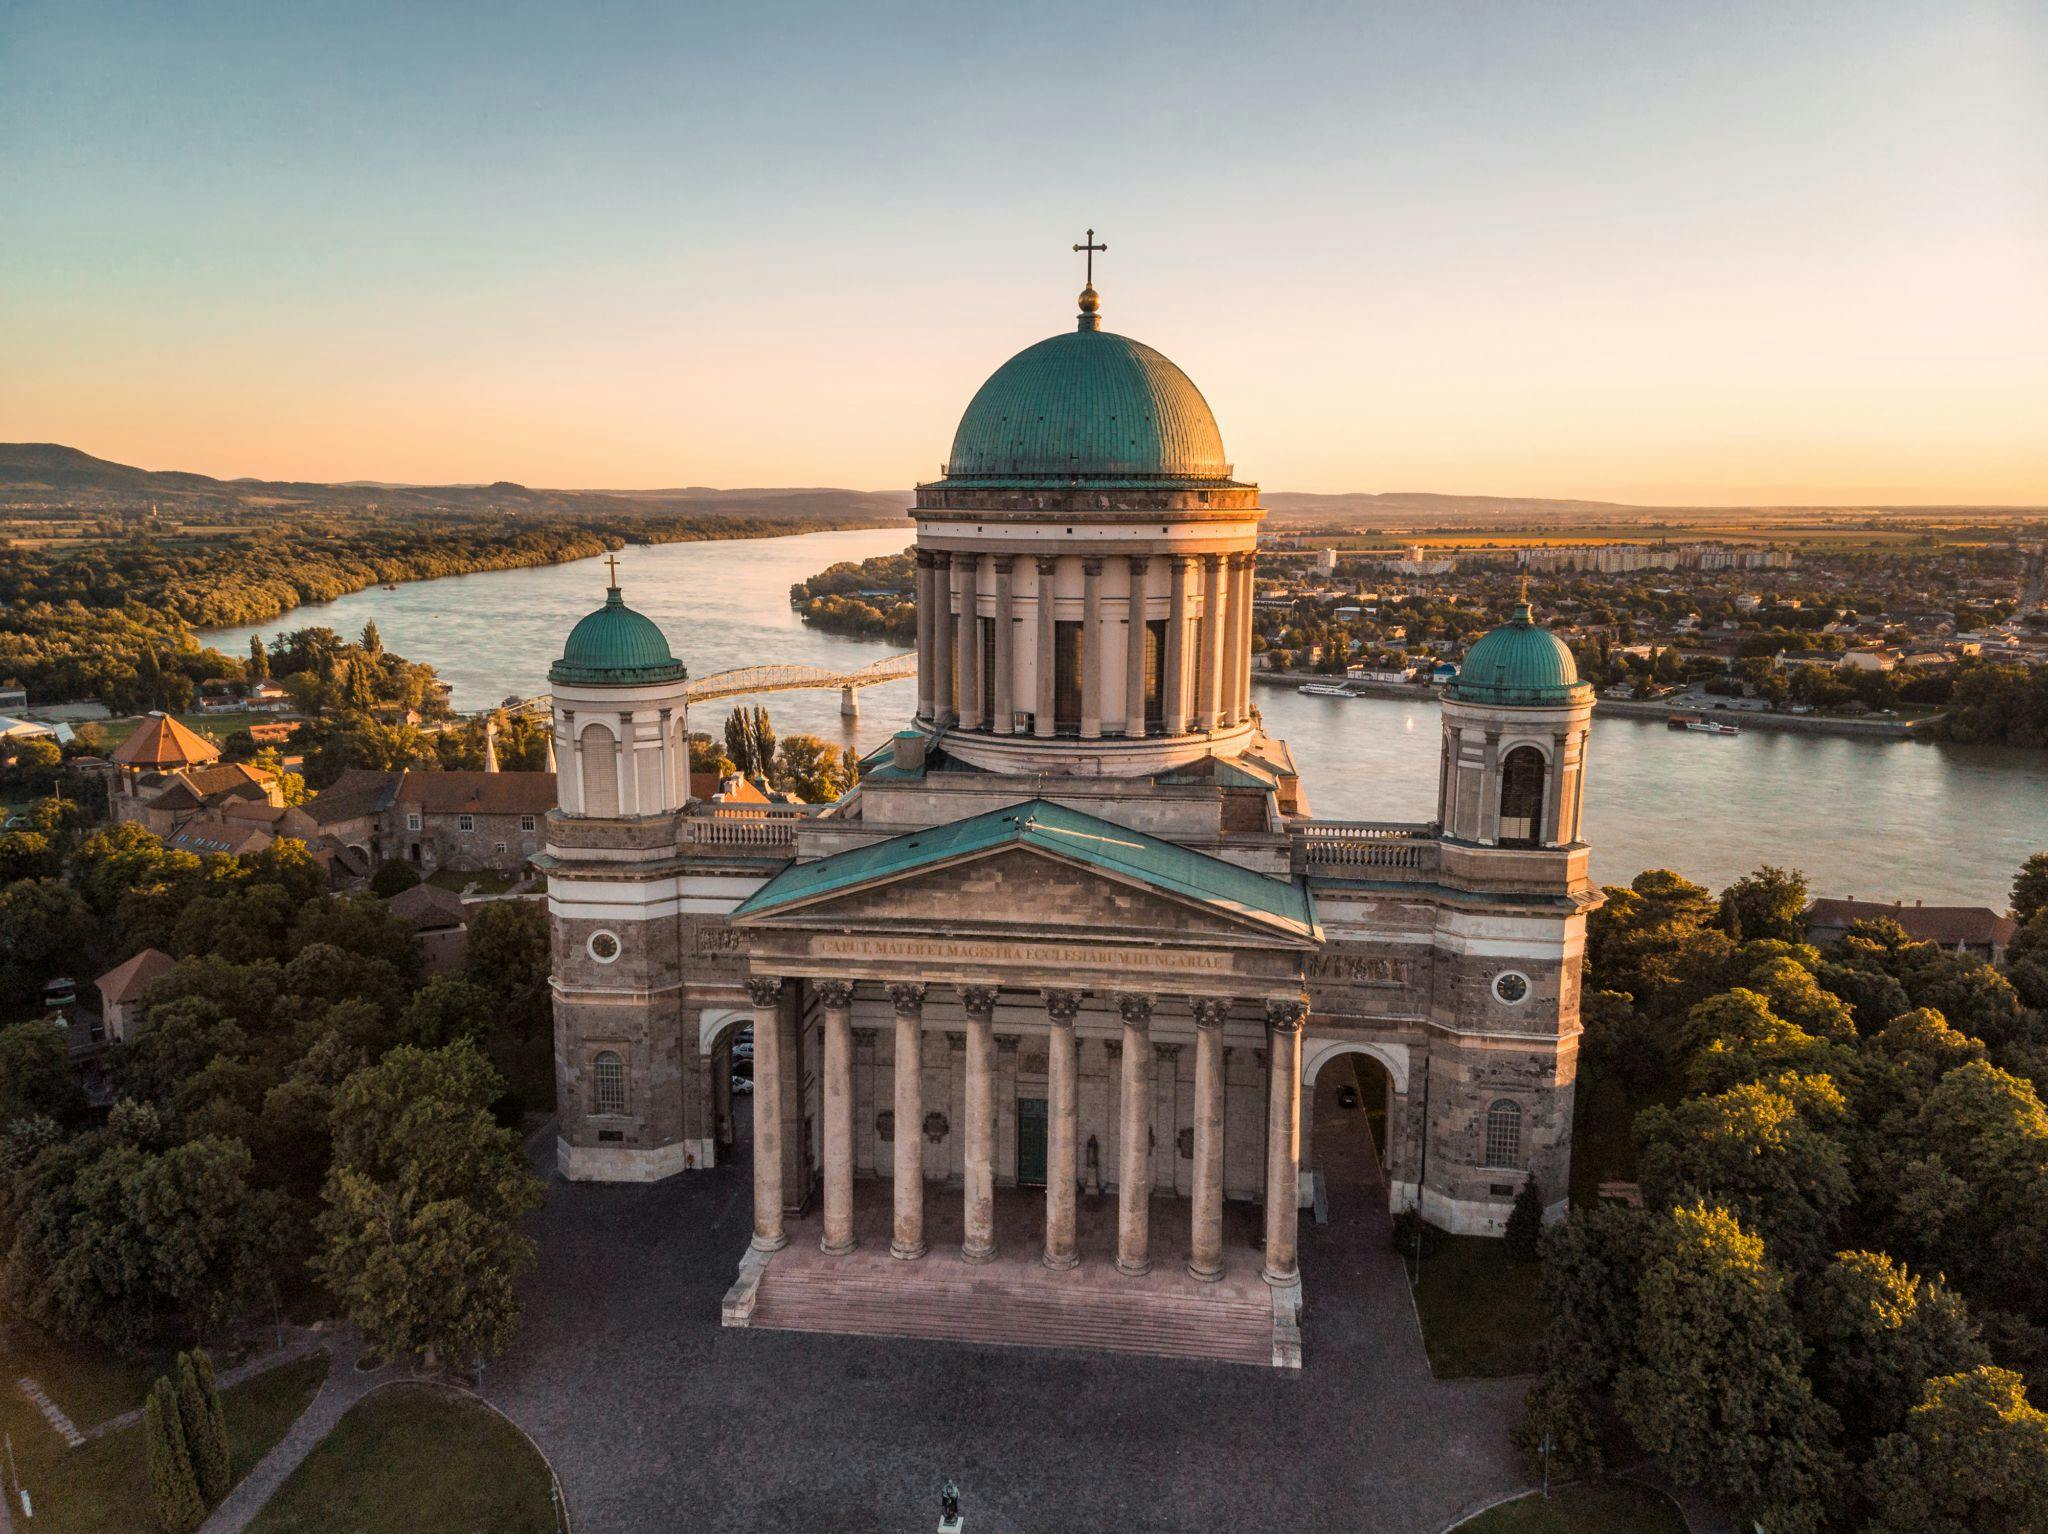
[1073,227,1107,331]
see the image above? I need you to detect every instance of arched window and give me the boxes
[1484,1099,1523,1168]
[1498,745,1547,847]
[580,723,619,817]
[592,1050,627,1116]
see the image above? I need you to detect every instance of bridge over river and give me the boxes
[504,650,917,720]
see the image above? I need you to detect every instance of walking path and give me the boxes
[197,1332,397,1534]
[13,1379,83,1448]
[81,1333,332,1442]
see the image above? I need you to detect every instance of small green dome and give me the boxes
[1448,603,1591,707]
[549,586,686,687]
[944,320,1231,483]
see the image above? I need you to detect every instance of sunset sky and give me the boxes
[4,1,2044,504]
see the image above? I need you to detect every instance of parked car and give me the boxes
[731,1074,754,1096]
[1337,1084,1359,1109]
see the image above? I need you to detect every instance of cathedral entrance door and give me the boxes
[1016,1096,1048,1186]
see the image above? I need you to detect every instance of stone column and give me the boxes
[1482,730,1502,844]
[1222,553,1248,727]
[1123,554,1149,737]
[1114,993,1154,1276]
[818,980,856,1256]
[746,976,788,1252]
[931,552,955,724]
[1196,554,1223,731]
[1237,552,1257,720]
[914,551,935,723]
[1544,731,1567,846]
[1262,997,1309,1286]
[1034,555,1058,738]
[1188,996,1230,1281]
[1080,556,1104,739]
[1164,556,1190,735]
[959,554,982,731]
[992,555,1016,734]
[960,985,999,1263]
[1042,989,1082,1269]
[888,983,927,1260]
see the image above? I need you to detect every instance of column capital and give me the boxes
[1190,996,1232,1029]
[1126,552,1151,573]
[1264,996,1309,1032]
[887,981,928,1013]
[1043,988,1083,1024]
[960,985,1000,1021]
[745,975,784,1008]
[1082,554,1105,576]
[915,547,938,569]
[992,553,1015,575]
[815,979,855,1009]
[1035,552,1060,575]
[1116,992,1155,1027]
[930,548,952,567]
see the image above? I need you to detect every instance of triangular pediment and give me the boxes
[732,800,1319,948]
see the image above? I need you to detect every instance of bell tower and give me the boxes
[1437,596,1595,849]
[545,565,696,1181]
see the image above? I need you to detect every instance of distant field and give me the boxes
[93,711,273,747]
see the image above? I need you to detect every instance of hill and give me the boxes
[0,444,911,524]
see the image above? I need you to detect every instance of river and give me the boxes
[201,526,2048,908]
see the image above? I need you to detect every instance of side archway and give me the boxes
[1300,1039,1409,1223]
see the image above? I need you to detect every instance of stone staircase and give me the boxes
[746,1263,1280,1368]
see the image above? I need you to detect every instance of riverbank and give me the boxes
[1253,671,1929,740]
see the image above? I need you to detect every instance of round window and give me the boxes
[1493,971,1530,1005]
[587,930,622,964]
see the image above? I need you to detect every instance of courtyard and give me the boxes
[484,1080,1531,1533]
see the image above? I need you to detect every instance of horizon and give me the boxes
[3,2,2044,504]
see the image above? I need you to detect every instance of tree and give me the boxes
[0,829,59,883]
[723,705,774,778]
[1675,989,1837,1096]
[1615,1204,1841,1532]
[0,877,96,1005]
[1720,865,1810,944]
[246,634,268,681]
[369,858,422,897]
[773,733,853,803]
[360,619,383,656]
[1864,1368,2048,1534]
[146,1376,206,1533]
[2012,851,2048,926]
[1636,1075,1852,1274]
[312,1042,544,1367]
[175,1350,230,1505]
[1805,1251,1989,1447]
[1535,1202,1649,1396]
[1504,1177,1544,1262]
[0,1018,89,1127]
[400,973,496,1047]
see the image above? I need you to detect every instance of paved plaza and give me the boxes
[487,1095,1530,1533]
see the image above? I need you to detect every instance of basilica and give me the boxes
[538,273,1598,1367]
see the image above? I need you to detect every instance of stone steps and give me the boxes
[749,1266,1278,1367]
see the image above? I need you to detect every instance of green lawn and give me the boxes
[246,1384,558,1534]
[1410,1235,1547,1378]
[426,867,519,894]
[0,1337,328,1534]
[1453,1480,1687,1532]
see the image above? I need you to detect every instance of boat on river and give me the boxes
[1298,682,1356,697]
[1685,718,1740,736]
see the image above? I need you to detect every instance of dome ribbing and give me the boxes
[1448,603,1591,707]
[549,586,686,687]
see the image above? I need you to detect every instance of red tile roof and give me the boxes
[96,947,176,1004]
[395,771,556,815]
[1807,898,2019,949]
[110,714,221,769]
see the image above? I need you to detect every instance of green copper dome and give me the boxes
[1448,603,1592,707]
[943,313,1231,483]
[549,585,686,687]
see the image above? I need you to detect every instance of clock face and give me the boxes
[588,930,622,963]
[1493,971,1530,1005]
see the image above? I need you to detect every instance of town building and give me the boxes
[1806,898,2020,964]
[303,768,556,875]
[540,275,1600,1367]
[95,948,175,1044]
